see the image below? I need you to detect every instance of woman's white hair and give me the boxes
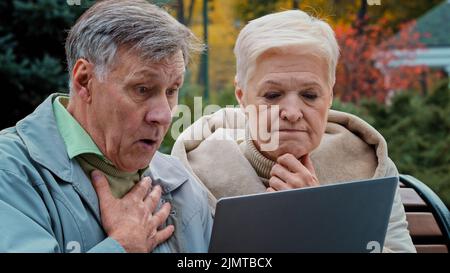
[65,0,202,94]
[234,9,340,91]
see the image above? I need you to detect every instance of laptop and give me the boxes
[208,176,398,253]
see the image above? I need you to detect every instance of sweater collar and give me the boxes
[78,154,147,179]
[242,123,276,180]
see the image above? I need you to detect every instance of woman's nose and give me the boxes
[280,103,303,122]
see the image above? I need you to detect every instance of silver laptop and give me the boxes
[209,176,398,253]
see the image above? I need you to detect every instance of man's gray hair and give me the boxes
[65,0,202,93]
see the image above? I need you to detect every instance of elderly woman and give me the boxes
[172,10,415,252]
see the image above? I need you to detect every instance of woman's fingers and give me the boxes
[269,176,291,191]
[270,153,320,188]
[300,154,317,177]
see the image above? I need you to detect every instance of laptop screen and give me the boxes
[209,176,398,253]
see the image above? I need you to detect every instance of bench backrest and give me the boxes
[399,175,450,253]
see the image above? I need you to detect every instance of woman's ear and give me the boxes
[72,59,94,103]
[329,90,334,108]
[234,76,246,109]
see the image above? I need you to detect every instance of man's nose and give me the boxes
[144,96,172,126]
[280,99,303,122]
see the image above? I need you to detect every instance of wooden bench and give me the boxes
[399,175,450,253]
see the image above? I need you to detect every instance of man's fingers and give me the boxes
[266,187,276,192]
[151,202,171,227]
[91,170,114,204]
[127,176,152,200]
[152,225,175,246]
[144,185,162,213]
[146,202,172,249]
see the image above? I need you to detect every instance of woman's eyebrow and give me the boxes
[263,79,283,86]
[258,79,322,89]
[257,79,284,89]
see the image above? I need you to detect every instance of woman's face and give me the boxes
[236,47,333,160]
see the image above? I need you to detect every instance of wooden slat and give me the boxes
[406,212,443,237]
[399,188,427,208]
[415,244,448,253]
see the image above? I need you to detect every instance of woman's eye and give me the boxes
[263,92,281,100]
[302,92,318,100]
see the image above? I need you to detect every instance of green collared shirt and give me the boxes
[53,95,105,160]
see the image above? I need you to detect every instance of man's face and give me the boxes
[89,49,185,172]
[238,47,332,160]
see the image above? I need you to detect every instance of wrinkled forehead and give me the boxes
[247,46,329,88]
[109,48,186,81]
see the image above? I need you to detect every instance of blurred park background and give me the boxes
[0,0,449,206]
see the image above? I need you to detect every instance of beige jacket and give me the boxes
[172,108,416,253]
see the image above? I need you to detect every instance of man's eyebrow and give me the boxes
[125,69,159,80]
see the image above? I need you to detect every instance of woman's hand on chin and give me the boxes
[267,153,319,191]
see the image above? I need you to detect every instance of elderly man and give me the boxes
[172,10,416,252]
[0,0,212,253]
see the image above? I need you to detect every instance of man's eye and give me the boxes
[136,86,149,96]
[263,92,281,100]
[166,88,178,97]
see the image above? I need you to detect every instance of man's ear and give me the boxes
[72,59,94,103]
[234,76,246,109]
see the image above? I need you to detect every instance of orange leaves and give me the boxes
[334,16,430,103]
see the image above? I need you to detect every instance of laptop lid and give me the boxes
[209,176,398,253]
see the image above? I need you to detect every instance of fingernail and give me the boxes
[166,224,175,232]
[91,170,102,181]
[142,176,152,184]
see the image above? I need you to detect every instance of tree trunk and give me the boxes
[420,70,428,95]
[187,0,195,26]
[356,0,367,35]
[176,0,185,25]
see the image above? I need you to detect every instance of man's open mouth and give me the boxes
[139,139,157,146]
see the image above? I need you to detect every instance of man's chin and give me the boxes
[119,151,156,172]
[137,151,156,169]
[120,160,152,172]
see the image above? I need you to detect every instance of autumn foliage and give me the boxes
[334,17,433,103]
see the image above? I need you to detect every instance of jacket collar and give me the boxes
[16,94,103,222]
[16,93,76,183]
[147,152,188,194]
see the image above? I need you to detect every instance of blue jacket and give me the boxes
[0,94,213,253]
